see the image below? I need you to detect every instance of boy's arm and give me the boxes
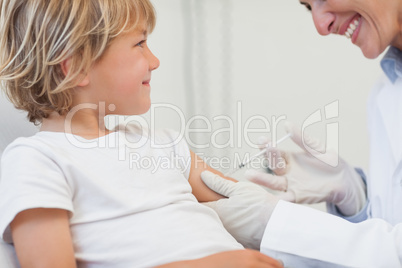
[10,208,77,268]
[188,150,236,202]
[156,249,283,268]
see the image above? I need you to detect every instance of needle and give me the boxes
[224,133,292,177]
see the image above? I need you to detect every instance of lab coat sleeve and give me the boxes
[326,168,369,223]
[260,201,402,268]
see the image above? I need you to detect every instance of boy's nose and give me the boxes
[311,5,335,36]
[148,50,160,71]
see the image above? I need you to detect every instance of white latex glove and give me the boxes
[245,122,366,216]
[201,171,279,250]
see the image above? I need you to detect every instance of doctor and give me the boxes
[201,0,402,266]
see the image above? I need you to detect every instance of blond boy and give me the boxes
[0,0,282,267]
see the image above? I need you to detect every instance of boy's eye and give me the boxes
[136,40,146,48]
[300,1,312,11]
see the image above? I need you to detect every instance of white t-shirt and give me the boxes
[0,125,243,267]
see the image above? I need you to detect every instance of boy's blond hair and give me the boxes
[0,0,156,124]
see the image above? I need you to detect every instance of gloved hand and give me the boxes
[245,122,366,216]
[201,171,279,250]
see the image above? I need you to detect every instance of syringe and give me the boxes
[224,133,292,177]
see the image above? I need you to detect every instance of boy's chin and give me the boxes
[135,104,151,115]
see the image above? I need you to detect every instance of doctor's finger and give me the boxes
[257,135,271,150]
[201,171,237,197]
[201,200,219,211]
[285,121,326,156]
[244,170,287,192]
[264,147,287,175]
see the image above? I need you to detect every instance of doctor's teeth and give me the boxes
[345,18,360,39]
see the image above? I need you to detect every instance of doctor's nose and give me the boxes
[311,7,335,36]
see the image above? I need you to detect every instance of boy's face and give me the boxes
[87,24,160,115]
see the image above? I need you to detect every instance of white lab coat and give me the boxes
[260,75,402,268]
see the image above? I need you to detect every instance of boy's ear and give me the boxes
[61,58,90,87]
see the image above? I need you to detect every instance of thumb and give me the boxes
[201,171,237,197]
[284,121,326,156]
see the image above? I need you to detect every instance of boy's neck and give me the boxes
[40,110,112,140]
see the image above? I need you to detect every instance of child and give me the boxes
[0,0,282,267]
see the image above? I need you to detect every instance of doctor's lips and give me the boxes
[339,14,362,40]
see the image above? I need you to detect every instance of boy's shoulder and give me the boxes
[2,132,59,156]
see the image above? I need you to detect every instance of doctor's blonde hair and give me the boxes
[0,0,156,124]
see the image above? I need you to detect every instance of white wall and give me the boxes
[148,0,382,177]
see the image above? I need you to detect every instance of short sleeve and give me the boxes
[173,133,192,180]
[0,139,74,243]
[156,129,192,180]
